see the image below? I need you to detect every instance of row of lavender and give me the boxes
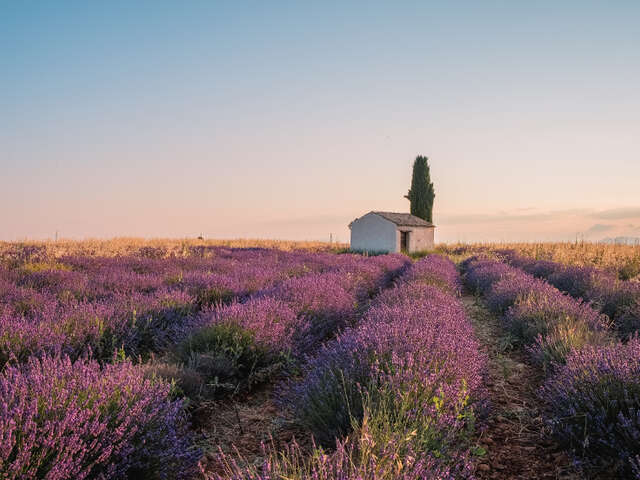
[494,248,640,337]
[214,255,487,479]
[463,256,611,366]
[168,253,410,398]
[463,256,640,476]
[0,249,409,479]
[0,248,403,366]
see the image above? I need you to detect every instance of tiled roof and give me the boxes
[368,211,436,227]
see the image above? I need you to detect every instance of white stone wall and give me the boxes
[350,213,398,253]
[407,227,435,252]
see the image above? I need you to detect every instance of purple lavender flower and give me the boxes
[274,256,486,477]
[399,254,462,295]
[0,354,199,479]
[495,250,640,338]
[463,256,612,365]
[542,338,640,476]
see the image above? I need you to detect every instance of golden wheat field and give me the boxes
[438,242,640,279]
[3,238,638,273]
[0,238,347,260]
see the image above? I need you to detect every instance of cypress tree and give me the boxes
[404,156,435,222]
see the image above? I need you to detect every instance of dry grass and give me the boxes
[441,242,640,276]
[0,237,347,259]
[5,239,637,276]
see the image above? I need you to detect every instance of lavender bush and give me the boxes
[0,354,199,479]
[541,338,640,476]
[286,287,485,446]
[495,249,640,338]
[260,272,359,354]
[463,256,517,295]
[0,249,406,367]
[210,397,472,480]
[172,298,300,395]
[261,256,487,478]
[157,254,407,397]
[0,247,412,479]
[207,297,301,354]
[398,253,462,295]
[463,256,612,365]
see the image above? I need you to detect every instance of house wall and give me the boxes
[408,226,435,252]
[350,213,398,253]
[396,227,435,252]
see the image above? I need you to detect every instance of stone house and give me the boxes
[349,211,435,253]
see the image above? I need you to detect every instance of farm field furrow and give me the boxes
[442,243,640,280]
[461,295,581,479]
[4,241,639,479]
[0,247,405,366]
[196,254,412,467]
[7,2,640,477]
[210,254,488,479]
[462,255,640,478]
[0,245,417,479]
[492,248,640,338]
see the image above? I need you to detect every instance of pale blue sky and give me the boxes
[2,1,639,242]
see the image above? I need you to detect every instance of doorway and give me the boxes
[400,231,410,252]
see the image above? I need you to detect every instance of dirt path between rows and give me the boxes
[196,385,314,475]
[462,295,584,480]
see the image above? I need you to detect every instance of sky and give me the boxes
[2,1,639,243]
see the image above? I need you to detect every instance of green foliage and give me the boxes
[362,380,476,462]
[407,249,435,260]
[405,155,435,223]
[619,257,640,280]
[178,323,260,363]
[175,323,278,396]
[532,318,612,368]
[219,382,476,479]
[194,287,234,309]
[296,366,372,447]
[143,361,205,402]
[132,301,196,361]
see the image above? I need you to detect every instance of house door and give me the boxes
[400,231,409,252]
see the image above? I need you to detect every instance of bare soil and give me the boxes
[195,384,314,475]
[462,295,586,480]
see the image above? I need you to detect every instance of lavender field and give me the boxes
[2,242,640,479]
[463,254,640,479]
[6,0,640,477]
